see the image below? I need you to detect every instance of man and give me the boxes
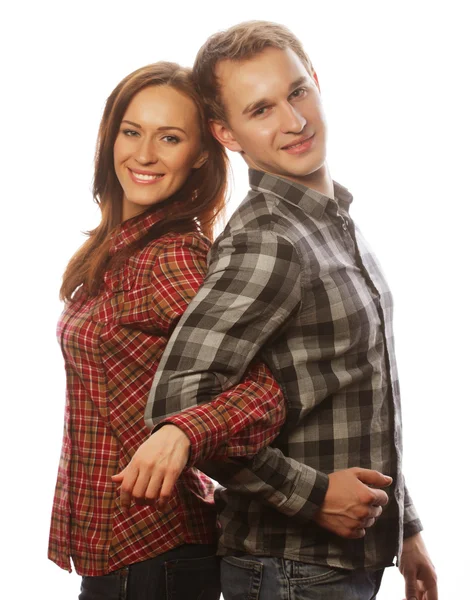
[115,21,437,600]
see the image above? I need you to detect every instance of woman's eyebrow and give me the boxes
[121,120,186,134]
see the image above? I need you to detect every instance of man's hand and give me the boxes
[312,467,392,538]
[111,425,190,512]
[399,532,438,600]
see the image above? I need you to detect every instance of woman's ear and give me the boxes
[193,149,209,169]
[210,120,243,153]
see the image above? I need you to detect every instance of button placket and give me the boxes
[336,209,349,232]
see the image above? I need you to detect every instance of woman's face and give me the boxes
[114,85,207,221]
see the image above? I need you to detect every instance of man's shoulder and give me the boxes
[224,187,290,236]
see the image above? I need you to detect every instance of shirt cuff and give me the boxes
[403,501,424,539]
[276,462,330,521]
[156,407,229,466]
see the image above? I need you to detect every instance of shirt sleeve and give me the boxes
[150,232,286,463]
[403,482,424,539]
[146,228,329,514]
[200,449,329,522]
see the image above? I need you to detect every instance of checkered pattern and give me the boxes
[48,208,285,576]
[148,170,423,571]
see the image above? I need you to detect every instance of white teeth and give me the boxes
[132,171,161,181]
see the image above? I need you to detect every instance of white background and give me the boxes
[1,1,468,598]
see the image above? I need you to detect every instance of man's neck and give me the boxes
[246,159,335,200]
[280,164,335,199]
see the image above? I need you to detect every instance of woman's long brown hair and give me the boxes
[60,62,228,301]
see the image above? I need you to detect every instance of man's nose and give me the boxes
[279,102,306,134]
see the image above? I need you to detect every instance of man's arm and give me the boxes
[398,485,437,599]
[115,228,393,537]
[145,229,303,429]
[400,532,438,600]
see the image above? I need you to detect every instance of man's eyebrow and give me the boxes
[241,76,310,116]
[121,120,186,134]
[289,76,309,92]
[242,98,270,116]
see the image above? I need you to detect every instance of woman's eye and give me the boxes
[122,129,139,137]
[162,135,180,144]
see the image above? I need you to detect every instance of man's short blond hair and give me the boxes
[193,21,316,123]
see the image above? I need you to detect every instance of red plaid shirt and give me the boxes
[48,208,285,576]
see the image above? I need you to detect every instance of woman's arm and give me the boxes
[113,232,286,506]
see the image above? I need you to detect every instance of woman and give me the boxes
[48,62,285,600]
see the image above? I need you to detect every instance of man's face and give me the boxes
[213,47,327,187]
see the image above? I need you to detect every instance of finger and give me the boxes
[405,572,418,600]
[424,583,438,600]
[131,470,153,500]
[369,488,389,507]
[348,527,366,539]
[145,473,164,502]
[361,517,376,529]
[158,470,179,509]
[120,488,132,512]
[368,505,383,519]
[355,468,393,488]
[111,472,124,483]
[336,516,368,539]
[119,466,140,511]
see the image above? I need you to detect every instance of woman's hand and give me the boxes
[112,425,190,511]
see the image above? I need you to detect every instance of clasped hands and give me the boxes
[113,428,438,599]
[112,424,391,540]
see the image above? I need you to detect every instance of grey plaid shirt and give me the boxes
[146,169,423,570]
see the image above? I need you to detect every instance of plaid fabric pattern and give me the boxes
[148,170,423,571]
[48,208,285,576]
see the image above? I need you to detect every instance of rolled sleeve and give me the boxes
[403,483,423,539]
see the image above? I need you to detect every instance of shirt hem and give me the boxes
[217,545,396,572]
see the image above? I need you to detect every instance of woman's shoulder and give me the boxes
[142,230,211,258]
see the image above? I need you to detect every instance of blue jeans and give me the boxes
[79,544,220,600]
[220,555,384,600]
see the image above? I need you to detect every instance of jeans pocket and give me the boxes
[285,560,349,585]
[79,570,127,600]
[165,554,221,600]
[220,556,263,600]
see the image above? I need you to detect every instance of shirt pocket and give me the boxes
[92,265,137,323]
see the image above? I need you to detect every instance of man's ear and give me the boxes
[210,120,243,153]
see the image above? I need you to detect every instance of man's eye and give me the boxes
[253,107,269,117]
[290,88,307,99]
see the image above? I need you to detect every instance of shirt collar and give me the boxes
[248,169,353,218]
[109,207,166,255]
